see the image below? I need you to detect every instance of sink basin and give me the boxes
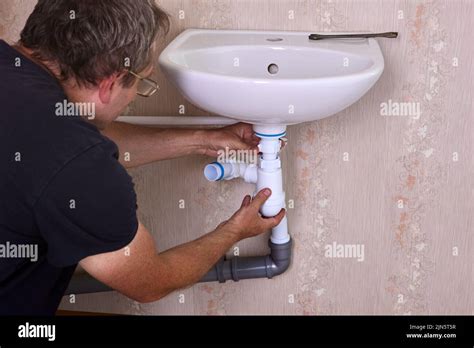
[158,29,384,125]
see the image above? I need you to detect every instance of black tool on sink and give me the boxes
[309,32,398,40]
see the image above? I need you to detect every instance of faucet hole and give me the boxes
[268,63,279,75]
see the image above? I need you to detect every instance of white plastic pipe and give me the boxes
[252,125,290,244]
[271,216,289,244]
[204,162,257,184]
[202,125,290,244]
[204,163,224,181]
[117,116,238,126]
[255,150,289,243]
[256,163,285,217]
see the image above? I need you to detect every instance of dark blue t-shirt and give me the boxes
[0,40,138,315]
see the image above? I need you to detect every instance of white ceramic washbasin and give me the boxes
[158,29,384,125]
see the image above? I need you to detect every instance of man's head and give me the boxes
[19,0,169,127]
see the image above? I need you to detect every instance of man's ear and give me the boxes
[98,75,120,104]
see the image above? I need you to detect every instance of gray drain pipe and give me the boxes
[200,239,292,282]
[64,239,292,295]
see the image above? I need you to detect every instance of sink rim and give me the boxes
[159,28,385,84]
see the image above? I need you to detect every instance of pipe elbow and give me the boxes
[268,239,292,278]
[269,258,290,278]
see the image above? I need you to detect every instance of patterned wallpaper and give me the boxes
[1,0,472,315]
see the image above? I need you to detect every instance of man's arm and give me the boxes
[100,122,207,168]
[79,188,285,303]
[101,122,260,168]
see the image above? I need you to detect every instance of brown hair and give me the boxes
[20,0,170,87]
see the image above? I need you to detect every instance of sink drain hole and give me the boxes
[268,63,279,75]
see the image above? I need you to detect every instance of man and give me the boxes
[0,0,285,315]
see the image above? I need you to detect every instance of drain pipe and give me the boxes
[204,161,258,183]
[64,124,291,295]
[66,237,292,294]
[200,124,292,283]
[200,239,292,282]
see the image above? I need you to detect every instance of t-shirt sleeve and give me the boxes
[33,141,139,267]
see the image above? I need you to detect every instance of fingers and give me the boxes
[240,195,251,208]
[262,208,286,229]
[238,122,253,131]
[236,122,259,143]
[250,188,272,210]
[232,136,258,151]
[232,122,251,138]
[223,122,260,151]
[205,150,219,157]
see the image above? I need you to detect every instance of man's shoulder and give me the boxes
[1,98,117,206]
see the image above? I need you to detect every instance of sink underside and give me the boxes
[159,29,385,125]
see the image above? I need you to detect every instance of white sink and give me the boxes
[158,29,384,126]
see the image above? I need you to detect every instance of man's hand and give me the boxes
[218,188,286,240]
[200,122,260,157]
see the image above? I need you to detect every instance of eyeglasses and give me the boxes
[128,70,159,97]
